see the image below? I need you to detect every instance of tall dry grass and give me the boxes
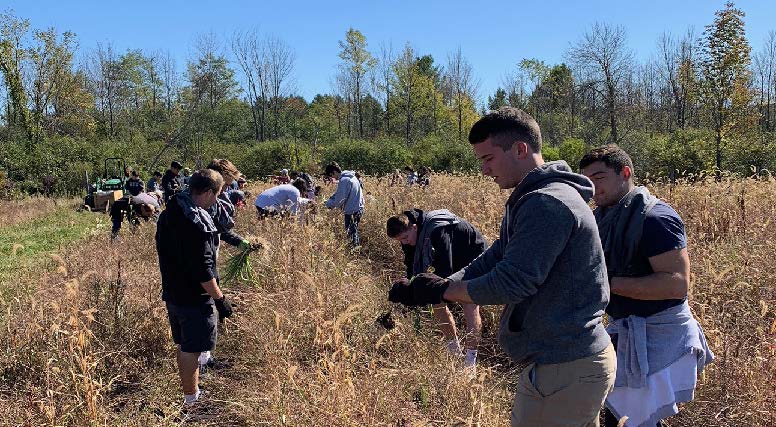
[0,175,772,426]
[0,196,79,228]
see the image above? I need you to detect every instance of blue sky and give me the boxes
[5,1,775,104]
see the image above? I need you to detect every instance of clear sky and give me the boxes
[5,0,775,104]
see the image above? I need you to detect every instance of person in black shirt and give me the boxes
[124,170,145,196]
[581,145,712,427]
[156,169,234,407]
[386,208,487,370]
[110,192,160,238]
[162,161,184,204]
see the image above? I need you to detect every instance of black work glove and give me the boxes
[388,277,414,306]
[409,272,451,306]
[214,296,233,320]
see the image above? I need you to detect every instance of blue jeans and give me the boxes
[344,212,362,246]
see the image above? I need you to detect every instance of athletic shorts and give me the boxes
[166,301,218,353]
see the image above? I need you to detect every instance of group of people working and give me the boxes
[387,108,713,427]
[149,107,712,426]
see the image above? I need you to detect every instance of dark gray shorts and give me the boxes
[166,301,218,353]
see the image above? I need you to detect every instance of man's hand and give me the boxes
[239,239,251,251]
[388,277,413,305]
[409,273,450,305]
[214,296,233,320]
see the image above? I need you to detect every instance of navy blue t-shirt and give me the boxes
[606,200,688,319]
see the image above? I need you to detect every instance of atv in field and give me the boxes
[83,158,127,211]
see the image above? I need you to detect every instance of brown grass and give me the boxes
[0,175,773,426]
[0,196,79,228]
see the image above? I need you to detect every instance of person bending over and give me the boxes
[387,209,486,370]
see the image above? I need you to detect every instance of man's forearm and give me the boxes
[443,281,474,304]
[610,273,688,300]
[201,278,224,300]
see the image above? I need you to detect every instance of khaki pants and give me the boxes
[511,344,616,427]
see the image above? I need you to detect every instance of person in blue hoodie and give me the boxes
[389,107,615,427]
[324,163,364,246]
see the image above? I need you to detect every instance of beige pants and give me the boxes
[511,344,616,427]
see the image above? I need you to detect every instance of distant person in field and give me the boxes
[273,168,291,184]
[417,165,431,188]
[182,168,192,186]
[389,169,402,187]
[387,209,487,371]
[403,166,417,186]
[205,159,251,248]
[110,192,160,239]
[156,169,233,407]
[124,170,145,196]
[580,145,714,427]
[147,171,163,195]
[324,163,364,247]
[254,178,309,218]
[389,107,615,427]
[162,161,184,204]
[224,172,246,207]
[290,170,316,199]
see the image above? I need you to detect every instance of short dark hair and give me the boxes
[188,169,224,195]
[386,214,412,238]
[291,178,308,193]
[171,161,183,169]
[468,107,542,153]
[324,163,341,177]
[131,170,139,178]
[153,171,163,177]
[578,144,634,175]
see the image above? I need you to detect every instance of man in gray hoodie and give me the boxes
[324,163,365,246]
[389,107,615,426]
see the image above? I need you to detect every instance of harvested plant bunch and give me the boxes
[222,236,269,286]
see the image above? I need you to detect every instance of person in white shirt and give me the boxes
[254,179,308,218]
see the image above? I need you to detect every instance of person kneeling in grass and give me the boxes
[156,169,234,407]
[387,209,487,370]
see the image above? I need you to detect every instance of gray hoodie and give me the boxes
[325,170,364,215]
[449,161,610,365]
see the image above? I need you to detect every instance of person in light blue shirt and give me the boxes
[254,179,307,217]
[324,163,364,246]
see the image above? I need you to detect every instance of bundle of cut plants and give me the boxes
[222,235,269,286]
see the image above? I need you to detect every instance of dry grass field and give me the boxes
[0,174,773,426]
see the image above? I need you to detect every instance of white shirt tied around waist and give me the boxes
[605,301,714,426]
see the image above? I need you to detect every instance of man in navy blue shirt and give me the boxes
[581,145,713,427]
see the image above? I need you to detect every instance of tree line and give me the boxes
[1,2,775,195]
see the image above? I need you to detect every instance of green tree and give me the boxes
[701,1,754,174]
[28,27,77,137]
[531,64,576,144]
[0,11,37,143]
[338,28,376,138]
[488,88,508,111]
[187,52,240,110]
